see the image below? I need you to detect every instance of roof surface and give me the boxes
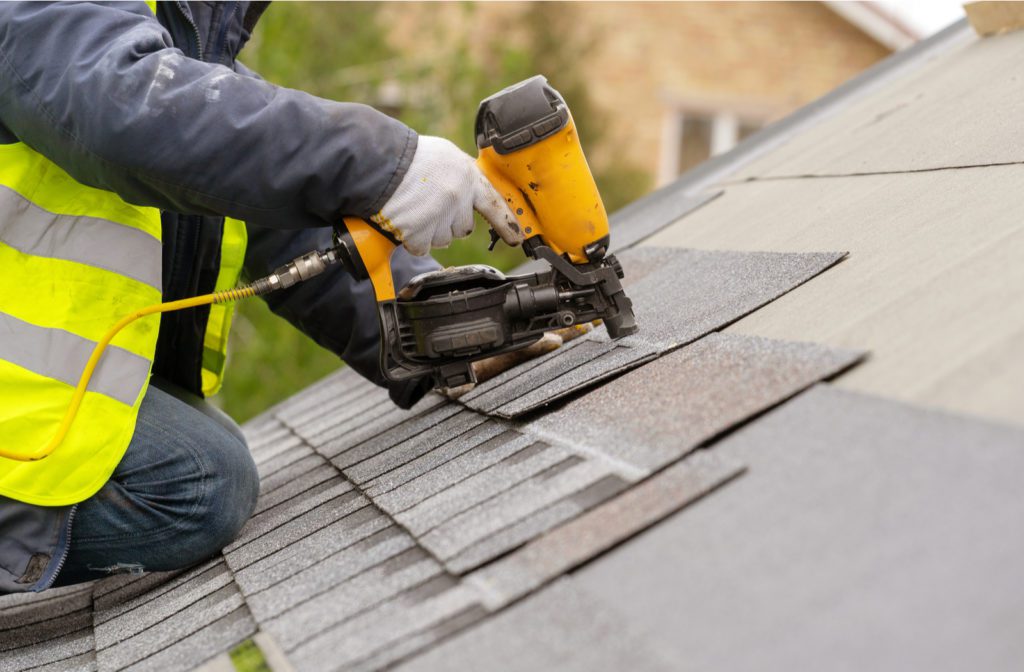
[5,17,1024,672]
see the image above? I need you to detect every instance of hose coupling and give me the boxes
[251,247,342,295]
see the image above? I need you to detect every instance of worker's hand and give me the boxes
[371,136,522,256]
[443,323,595,400]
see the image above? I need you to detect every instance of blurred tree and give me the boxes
[218,2,649,422]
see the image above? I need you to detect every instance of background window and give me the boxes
[659,109,764,185]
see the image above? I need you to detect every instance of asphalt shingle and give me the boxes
[230,504,393,598]
[392,577,677,672]
[226,476,355,550]
[442,473,631,575]
[370,430,537,514]
[471,449,745,605]
[619,247,847,350]
[224,490,371,571]
[0,583,95,672]
[461,337,658,419]
[610,190,724,253]
[239,524,414,621]
[286,580,486,672]
[340,410,490,485]
[319,401,462,467]
[93,558,255,672]
[418,458,615,570]
[525,332,864,471]
[119,606,254,672]
[390,439,569,536]
[262,547,444,651]
[362,423,522,501]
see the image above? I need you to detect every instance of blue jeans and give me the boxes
[52,378,260,586]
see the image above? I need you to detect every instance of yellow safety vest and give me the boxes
[0,155,246,507]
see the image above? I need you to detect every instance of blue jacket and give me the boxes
[0,1,438,592]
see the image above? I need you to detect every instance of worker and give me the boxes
[0,2,526,593]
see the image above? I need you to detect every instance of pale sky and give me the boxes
[877,0,966,37]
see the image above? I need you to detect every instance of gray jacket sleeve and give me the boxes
[244,224,441,409]
[0,1,416,227]
[229,59,443,407]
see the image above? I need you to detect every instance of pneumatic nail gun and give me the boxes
[333,75,639,389]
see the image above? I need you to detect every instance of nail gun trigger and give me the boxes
[487,229,500,252]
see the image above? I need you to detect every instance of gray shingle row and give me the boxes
[0,583,95,672]
[216,423,491,670]
[92,558,255,672]
[458,247,846,418]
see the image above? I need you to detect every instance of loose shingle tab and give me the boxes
[618,247,847,350]
[526,332,864,471]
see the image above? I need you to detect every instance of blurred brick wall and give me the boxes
[383,1,891,179]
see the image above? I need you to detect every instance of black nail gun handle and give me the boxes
[334,217,469,387]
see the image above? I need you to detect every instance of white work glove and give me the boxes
[371,136,522,256]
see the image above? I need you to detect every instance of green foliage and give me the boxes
[229,639,271,672]
[216,2,651,422]
[241,3,397,98]
[218,296,343,422]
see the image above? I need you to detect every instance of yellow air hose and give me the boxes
[1,245,342,463]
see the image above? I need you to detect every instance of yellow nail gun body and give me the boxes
[335,76,638,389]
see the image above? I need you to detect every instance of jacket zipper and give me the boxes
[41,503,77,590]
[174,1,203,60]
[211,1,238,65]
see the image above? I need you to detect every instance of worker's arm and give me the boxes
[243,224,440,409]
[0,1,413,228]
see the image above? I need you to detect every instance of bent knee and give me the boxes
[156,428,260,569]
[196,431,260,547]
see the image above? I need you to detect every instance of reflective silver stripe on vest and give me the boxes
[0,185,162,290]
[0,312,150,406]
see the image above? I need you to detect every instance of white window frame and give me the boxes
[657,109,746,187]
